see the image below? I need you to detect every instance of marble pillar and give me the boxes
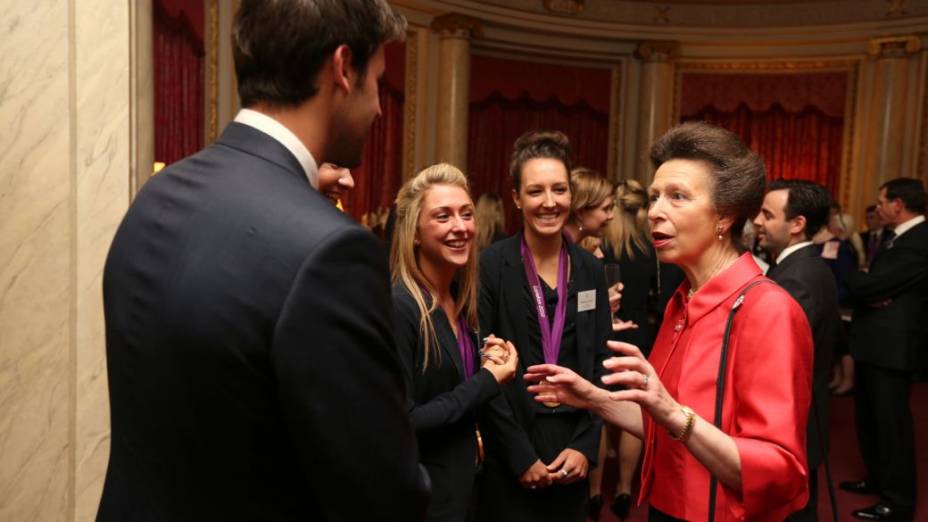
[634,41,679,184]
[431,14,481,173]
[1,1,135,520]
[851,36,923,218]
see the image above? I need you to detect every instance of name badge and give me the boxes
[821,241,839,260]
[578,290,596,312]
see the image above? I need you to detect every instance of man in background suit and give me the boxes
[859,204,892,268]
[841,177,928,521]
[98,1,429,520]
[754,179,840,521]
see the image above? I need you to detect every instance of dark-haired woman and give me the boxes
[476,131,612,522]
[526,122,814,522]
[391,164,519,522]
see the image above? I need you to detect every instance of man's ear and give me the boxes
[790,215,807,237]
[331,44,354,94]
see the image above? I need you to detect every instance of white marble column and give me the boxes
[635,41,679,184]
[430,13,481,173]
[1,1,135,520]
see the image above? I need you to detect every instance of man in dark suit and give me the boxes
[98,2,429,520]
[754,179,840,521]
[859,204,892,268]
[841,177,928,521]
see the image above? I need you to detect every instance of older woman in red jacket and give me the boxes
[526,122,813,522]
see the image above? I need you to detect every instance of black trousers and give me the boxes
[854,362,917,507]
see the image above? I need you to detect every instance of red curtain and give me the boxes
[345,42,406,222]
[684,103,844,194]
[468,56,612,234]
[680,72,847,195]
[154,0,204,167]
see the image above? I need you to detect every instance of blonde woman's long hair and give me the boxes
[475,193,506,251]
[390,163,479,370]
[607,179,650,260]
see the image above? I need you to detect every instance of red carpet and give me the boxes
[592,382,928,522]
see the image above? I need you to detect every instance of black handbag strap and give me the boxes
[707,279,773,522]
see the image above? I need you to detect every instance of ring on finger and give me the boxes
[561,469,569,477]
[642,374,649,388]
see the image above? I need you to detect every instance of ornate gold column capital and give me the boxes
[635,40,680,62]
[430,13,483,39]
[868,35,921,58]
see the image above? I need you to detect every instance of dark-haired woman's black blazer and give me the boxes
[476,234,612,521]
[392,283,501,522]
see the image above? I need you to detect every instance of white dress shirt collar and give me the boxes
[776,240,814,265]
[233,109,318,188]
[891,215,926,240]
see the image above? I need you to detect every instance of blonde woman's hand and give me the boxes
[481,335,518,384]
[600,341,682,432]
[480,334,509,365]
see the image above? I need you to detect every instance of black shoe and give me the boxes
[611,493,631,521]
[852,502,914,521]
[588,495,603,521]
[840,479,879,495]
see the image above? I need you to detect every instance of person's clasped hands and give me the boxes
[480,334,518,384]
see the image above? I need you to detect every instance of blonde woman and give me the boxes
[475,192,508,251]
[564,168,615,259]
[390,164,518,522]
[593,179,658,520]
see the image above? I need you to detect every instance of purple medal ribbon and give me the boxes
[520,235,569,365]
[456,315,476,378]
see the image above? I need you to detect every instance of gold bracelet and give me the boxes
[669,406,696,443]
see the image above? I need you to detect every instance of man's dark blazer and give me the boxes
[848,220,928,372]
[766,244,840,469]
[98,123,428,521]
[393,283,500,522]
[476,234,612,479]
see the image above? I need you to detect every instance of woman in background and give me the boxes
[564,167,616,260]
[591,178,658,521]
[475,192,507,252]
[477,131,612,522]
[391,163,518,522]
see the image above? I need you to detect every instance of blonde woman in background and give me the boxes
[391,164,519,522]
[564,167,616,259]
[588,179,657,521]
[475,192,508,251]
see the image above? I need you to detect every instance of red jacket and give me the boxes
[640,253,813,521]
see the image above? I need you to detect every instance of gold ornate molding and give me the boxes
[635,40,680,62]
[206,0,219,142]
[675,59,858,72]
[543,0,585,16]
[430,13,483,39]
[403,32,418,181]
[867,35,921,58]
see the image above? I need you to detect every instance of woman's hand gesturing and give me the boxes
[523,364,608,411]
[601,341,680,432]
